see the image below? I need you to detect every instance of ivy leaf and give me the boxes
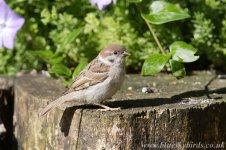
[142,1,190,24]
[72,58,88,79]
[61,27,83,50]
[170,59,186,78]
[170,41,199,63]
[49,64,72,77]
[142,53,171,75]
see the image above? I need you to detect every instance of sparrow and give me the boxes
[39,44,129,116]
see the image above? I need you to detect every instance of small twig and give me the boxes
[136,4,166,55]
[144,20,166,55]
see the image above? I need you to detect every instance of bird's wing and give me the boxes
[39,59,110,116]
[64,58,110,94]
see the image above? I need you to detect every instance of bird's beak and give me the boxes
[123,50,130,56]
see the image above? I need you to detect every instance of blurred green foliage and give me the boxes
[0,0,225,78]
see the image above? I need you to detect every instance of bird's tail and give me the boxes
[39,93,77,117]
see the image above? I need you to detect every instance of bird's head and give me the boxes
[99,44,129,65]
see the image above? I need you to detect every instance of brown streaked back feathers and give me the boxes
[63,58,110,94]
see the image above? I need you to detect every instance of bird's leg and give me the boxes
[93,103,121,111]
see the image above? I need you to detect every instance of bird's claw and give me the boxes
[97,107,121,112]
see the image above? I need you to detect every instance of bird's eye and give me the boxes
[113,51,118,55]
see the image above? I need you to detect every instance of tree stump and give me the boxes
[13,72,226,149]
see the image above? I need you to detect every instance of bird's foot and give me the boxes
[94,103,121,111]
[97,107,121,112]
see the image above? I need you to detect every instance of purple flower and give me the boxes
[89,0,117,10]
[0,0,25,49]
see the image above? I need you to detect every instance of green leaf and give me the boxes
[41,8,51,25]
[169,59,186,78]
[49,64,72,77]
[29,50,64,65]
[142,1,190,24]
[47,56,64,65]
[29,50,53,59]
[29,50,54,62]
[128,0,142,3]
[72,58,88,79]
[170,41,199,63]
[61,27,83,50]
[142,53,171,75]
